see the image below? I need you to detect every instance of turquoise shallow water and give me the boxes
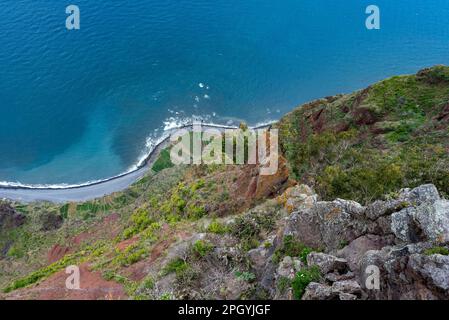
[0,0,449,186]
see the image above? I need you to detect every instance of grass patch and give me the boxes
[3,252,81,293]
[272,235,316,264]
[207,220,229,234]
[192,240,214,258]
[163,258,189,276]
[291,266,321,300]
[152,148,174,173]
[424,246,449,256]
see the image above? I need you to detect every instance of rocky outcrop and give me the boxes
[253,183,449,300]
[306,253,348,275]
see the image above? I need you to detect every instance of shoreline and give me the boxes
[0,122,272,203]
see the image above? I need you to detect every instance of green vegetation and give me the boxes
[291,266,321,300]
[152,148,174,173]
[272,235,316,264]
[163,258,189,276]
[277,276,291,295]
[230,207,278,251]
[424,246,449,256]
[3,252,81,293]
[113,243,147,267]
[278,66,449,203]
[207,220,229,234]
[234,271,256,283]
[192,240,214,258]
[160,181,207,222]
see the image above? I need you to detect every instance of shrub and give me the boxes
[142,277,155,290]
[272,235,316,264]
[123,208,154,239]
[192,240,214,258]
[163,258,189,276]
[277,276,291,295]
[291,266,321,300]
[207,220,229,234]
[234,271,256,283]
[114,244,147,267]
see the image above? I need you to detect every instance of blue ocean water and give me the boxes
[0,0,449,185]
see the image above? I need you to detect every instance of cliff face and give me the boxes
[1,66,449,300]
[277,65,449,204]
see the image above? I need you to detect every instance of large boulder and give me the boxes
[337,234,392,272]
[408,254,449,297]
[278,184,317,213]
[398,184,440,205]
[331,280,362,297]
[274,184,449,300]
[276,256,304,279]
[307,252,348,274]
[358,243,448,300]
[302,282,338,300]
[391,199,449,244]
[285,199,367,251]
[303,280,361,300]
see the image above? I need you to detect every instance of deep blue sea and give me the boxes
[1,0,449,186]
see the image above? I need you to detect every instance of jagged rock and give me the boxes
[332,280,362,296]
[398,184,440,205]
[391,200,449,244]
[338,293,358,300]
[286,199,367,251]
[366,184,439,224]
[414,200,449,243]
[408,254,449,295]
[253,155,290,200]
[359,243,444,300]
[260,261,277,297]
[279,184,318,213]
[307,252,348,274]
[278,183,449,300]
[325,271,355,283]
[283,211,322,249]
[277,256,295,279]
[366,215,393,237]
[248,246,270,271]
[0,203,25,230]
[365,199,408,221]
[276,256,305,280]
[292,258,304,272]
[302,282,338,300]
[391,207,420,243]
[338,234,392,272]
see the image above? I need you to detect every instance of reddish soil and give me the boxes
[122,225,192,282]
[116,235,139,252]
[47,245,71,264]
[4,263,127,300]
[46,213,121,264]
